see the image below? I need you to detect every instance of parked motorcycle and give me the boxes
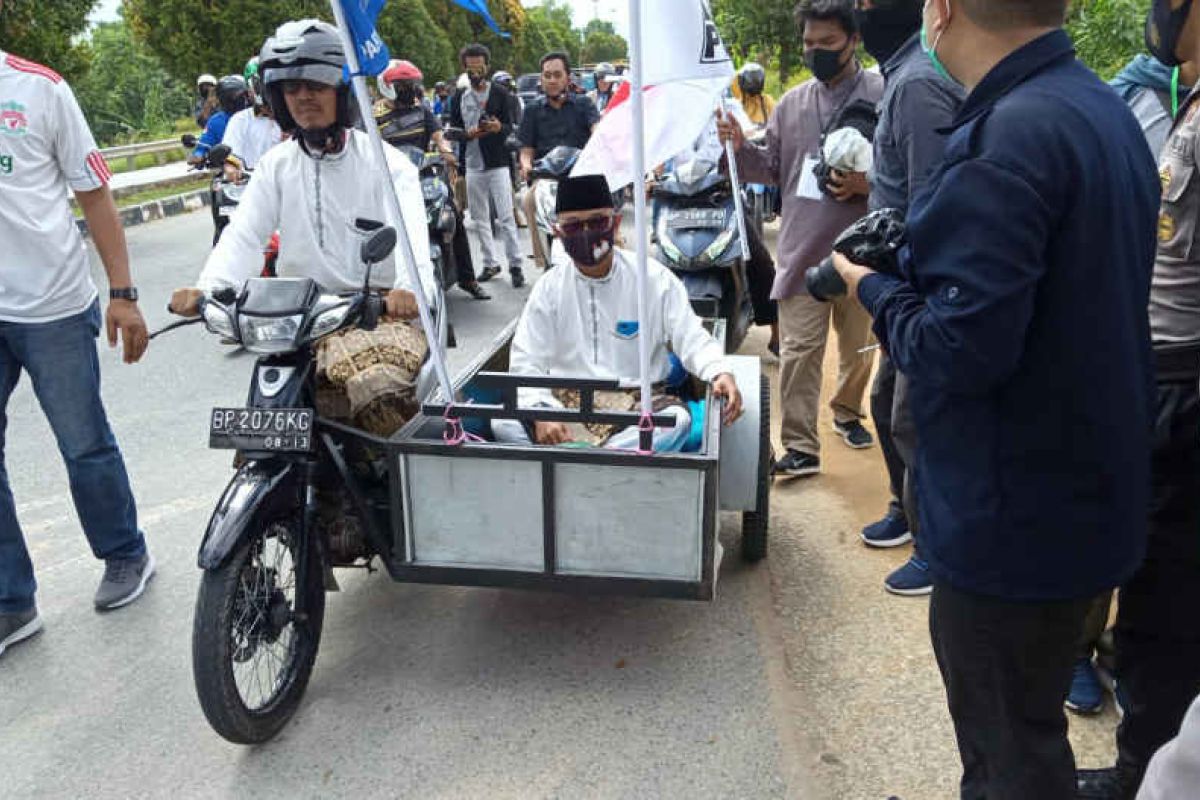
[166,224,446,744]
[652,158,753,352]
[398,144,457,292]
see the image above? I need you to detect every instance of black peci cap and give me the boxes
[556,174,613,214]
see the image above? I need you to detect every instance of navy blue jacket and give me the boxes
[858,31,1159,601]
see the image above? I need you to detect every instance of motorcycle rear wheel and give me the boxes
[192,516,325,744]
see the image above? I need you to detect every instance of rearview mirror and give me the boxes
[361,226,397,265]
[181,134,198,148]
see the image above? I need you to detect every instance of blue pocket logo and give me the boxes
[614,320,639,339]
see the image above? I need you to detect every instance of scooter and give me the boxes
[651,158,753,353]
[398,144,457,292]
[528,145,582,268]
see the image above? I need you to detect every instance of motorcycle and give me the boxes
[182,134,279,276]
[528,145,582,268]
[651,158,753,353]
[398,144,457,292]
[166,224,446,744]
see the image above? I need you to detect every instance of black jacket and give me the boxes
[449,83,514,172]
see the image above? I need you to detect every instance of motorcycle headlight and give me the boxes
[222,182,247,202]
[239,314,303,354]
[202,302,237,341]
[657,216,682,263]
[307,304,351,341]
[422,179,445,202]
[704,228,736,263]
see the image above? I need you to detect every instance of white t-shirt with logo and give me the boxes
[0,51,110,323]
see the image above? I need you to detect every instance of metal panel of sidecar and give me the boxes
[384,322,724,600]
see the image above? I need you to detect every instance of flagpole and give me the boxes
[720,97,752,261]
[328,0,456,407]
[628,0,655,452]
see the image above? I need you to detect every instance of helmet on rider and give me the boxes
[594,62,615,85]
[243,56,264,105]
[216,75,251,114]
[737,62,766,96]
[259,19,355,143]
[492,70,514,90]
[197,73,217,93]
[377,59,423,104]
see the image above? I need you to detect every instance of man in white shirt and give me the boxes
[498,175,742,450]
[0,39,154,658]
[222,55,284,173]
[171,19,434,318]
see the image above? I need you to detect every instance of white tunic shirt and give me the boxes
[198,129,435,297]
[222,107,284,169]
[0,51,110,322]
[510,249,728,407]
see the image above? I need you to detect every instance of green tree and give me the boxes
[512,0,580,74]
[0,0,95,84]
[711,0,797,85]
[1066,0,1152,81]
[579,20,627,65]
[377,0,456,81]
[124,0,330,86]
[75,20,192,145]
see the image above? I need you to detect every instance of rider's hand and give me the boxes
[534,420,571,445]
[481,117,502,135]
[827,169,870,202]
[712,373,743,426]
[222,163,243,182]
[715,109,746,152]
[169,287,204,318]
[520,162,532,184]
[106,300,149,364]
[385,288,419,320]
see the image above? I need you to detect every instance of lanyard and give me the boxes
[816,65,865,138]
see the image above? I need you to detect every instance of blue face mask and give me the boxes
[920,24,956,85]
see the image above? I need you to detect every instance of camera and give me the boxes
[804,208,907,302]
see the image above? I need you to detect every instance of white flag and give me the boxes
[572,0,735,190]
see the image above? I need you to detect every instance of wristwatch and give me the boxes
[109,287,139,302]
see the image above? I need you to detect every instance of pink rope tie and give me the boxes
[443,405,485,446]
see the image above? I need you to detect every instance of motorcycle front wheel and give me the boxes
[192,516,325,744]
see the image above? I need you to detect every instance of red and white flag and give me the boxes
[572,0,734,189]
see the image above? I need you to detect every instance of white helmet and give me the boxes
[197,73,217,89]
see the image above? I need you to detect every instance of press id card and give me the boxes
[797,155,823,201]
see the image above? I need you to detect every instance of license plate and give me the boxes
[668,209,726,229]
[217,206,235,217]
[209,408,315,452]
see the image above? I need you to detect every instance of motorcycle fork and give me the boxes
[293,459,320,618]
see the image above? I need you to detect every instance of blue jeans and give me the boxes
[0,300,145,613]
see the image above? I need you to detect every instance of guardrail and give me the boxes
[99,138,185,172]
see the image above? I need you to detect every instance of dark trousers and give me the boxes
[870,354,921,541]
[450,202,477,287]
[1114,378,1200,774]
[930,582,1092,800]
[743,214,778,326]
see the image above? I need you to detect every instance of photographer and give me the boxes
[831,1,1158,796]
[718,0,884,478]
[854,0,963,598]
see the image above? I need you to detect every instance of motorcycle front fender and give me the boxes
[198,461,303,570]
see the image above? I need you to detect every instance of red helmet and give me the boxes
[378,59,423,100]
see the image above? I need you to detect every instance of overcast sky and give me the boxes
[90,0,629,38]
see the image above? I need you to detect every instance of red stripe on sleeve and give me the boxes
[87,151,113,185]
[4,54,63,83]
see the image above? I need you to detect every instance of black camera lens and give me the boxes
[805,256,848,302]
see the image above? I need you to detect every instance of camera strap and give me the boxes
[816,67,866,145]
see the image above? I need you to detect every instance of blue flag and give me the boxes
[338,0,390,76]
[451,0,511,39]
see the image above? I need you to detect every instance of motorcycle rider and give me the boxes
[170,19,434,334]
[187,75,251,166]
[222,56,284,173]
[518,51,600,270]
[732,62,776,128]
[195,73,218,127]
[493,70,524,125]
[592,63,618,112]
[376,58,490,301]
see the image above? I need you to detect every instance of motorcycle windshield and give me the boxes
[532,146,581,178]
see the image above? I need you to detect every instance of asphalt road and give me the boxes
[0,211,813,799]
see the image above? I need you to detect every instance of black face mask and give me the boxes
[854,5,921,64]
[1147,0,1195,67]
[560,222,616,268]
[804,40,852,84]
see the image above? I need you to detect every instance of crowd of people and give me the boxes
[3,0,1200,796]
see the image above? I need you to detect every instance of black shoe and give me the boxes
[1076,766,1142,800]
[772,449,820,477]
[0,607,42,658]
[511,267,526,289]
[833,419,875,449]
[477,266,501,283]
[460,282,492,300]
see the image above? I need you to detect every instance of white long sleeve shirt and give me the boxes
[198,129,434,297]
[510,249,728,407]
[222,106,283,169]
